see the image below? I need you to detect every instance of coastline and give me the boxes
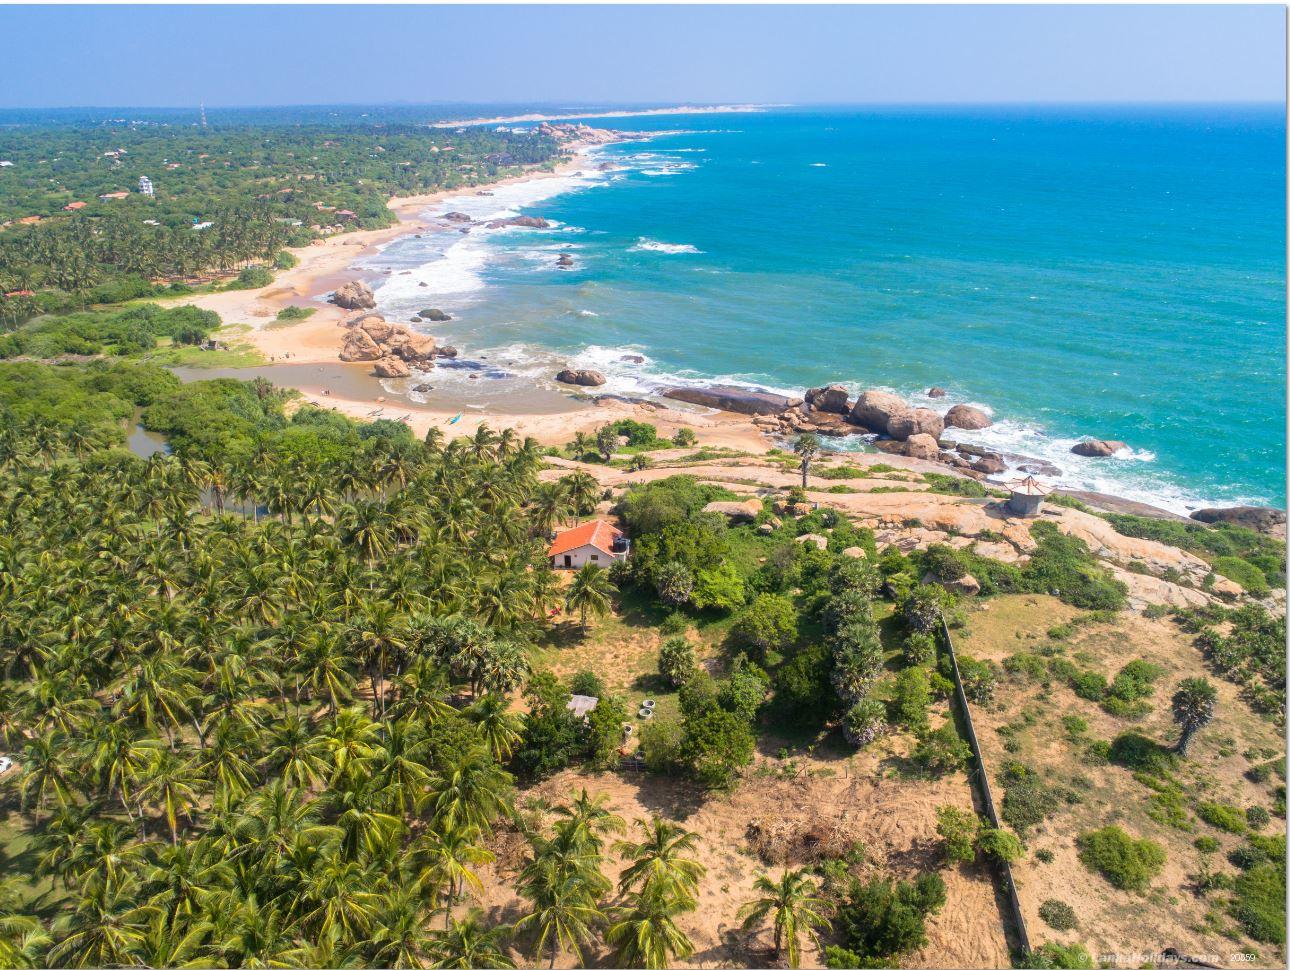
[171,131,1279,519]
[174,139,773,450]
[429,103,772,128]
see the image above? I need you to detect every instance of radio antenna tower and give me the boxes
[199,102,208,128]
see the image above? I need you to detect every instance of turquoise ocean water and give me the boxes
[368,106,1286,513]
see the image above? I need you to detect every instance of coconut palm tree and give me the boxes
[606,884,696,970]
[466,694,523,762]
[616,816,705,907]
[425,909,515,969]
[415,824,494,927]
[1171,676,1218,756]
[565,563,614,632]
[738,868,831,969]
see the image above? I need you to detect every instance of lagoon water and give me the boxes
[370,106,1286,512]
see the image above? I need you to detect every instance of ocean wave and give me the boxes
[810,162,828,167]
[630,238,702,254]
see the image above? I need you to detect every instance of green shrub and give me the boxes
[1001,767,1060,836]
[976,826,1024,862]
[275,305,315,321]
[1003,652,1047,682]
[1246,805,1271,829]
[1108,732,1176,775]
[1022,521,1128,611]
[1193,835,1221,854]
[913,724,971,774]
[1038,899,1078,931]
[1061,714,1088,737]
[1076,825,1166,891]
[639,712,684,774]
[831,873,947,960]
[1035,848,1055,864]
[1105,659,1164,702]
[889,666,932,732]
[1232,862,1286,944]
[231,265,273,289]
[729,592,798,659]
[1212,557,1270,595]
[1196,801,1248,835]
[955,654,998,703]
[1069,670,1107,701]
[1018,942,1095,969]
[273,250,299,270]
[935,805,980,865]
[770,643,835,728]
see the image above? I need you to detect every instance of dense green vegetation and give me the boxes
[1176,603,1287,723]
[0,122,561,322]
[1104,512,1285,591]
[0,304,219,360]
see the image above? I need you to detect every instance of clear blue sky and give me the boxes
[0,4,1283,108]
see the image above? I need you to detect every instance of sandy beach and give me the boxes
[174,143,772,451]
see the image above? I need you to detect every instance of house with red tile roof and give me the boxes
[547,520,629,570]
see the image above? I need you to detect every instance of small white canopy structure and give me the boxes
[1005,476,1051,516]
[567,694,599,718]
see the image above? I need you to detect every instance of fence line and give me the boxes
[938,617,1032,958]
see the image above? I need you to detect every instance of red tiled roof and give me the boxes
[548,520,622,558]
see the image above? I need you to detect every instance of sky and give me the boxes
[0,4,1283,108]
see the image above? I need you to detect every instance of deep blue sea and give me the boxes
[368,106,1286,512]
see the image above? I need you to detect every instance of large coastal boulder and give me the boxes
[440,211,472,223]
[663,384,793,417]
[927,386,948,399]
[418,308,451,322]
[849,390,911,434]
[972,457,1006,475]
[397,333,438,363]
[1071,439,1127,458]
[486,215,550,230]
[888,408,945,442]
[945,404,993,430]
[903,433,941,461]
[555,368,606,387]
[339,328,382,362]
[331,280,376,310]
[703,499,762,522]
[358,315,393,343]
[556,253,575,269]
[804,384,851,414]
[373,356,411,378]
[1191,506,1287,536]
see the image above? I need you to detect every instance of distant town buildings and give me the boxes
[139,176,154,197]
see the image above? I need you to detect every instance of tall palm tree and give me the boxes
[515,871,601,970]
[1171,677,1218,756]
[565,563,614,631]
[466,694,523,762]
[0,876,50,969]
[737,868,831,969]
[792,432,821,489]
[615,816,705,907]
[425,909,515,969]
[415,824,494,927]
[606,884,696,970]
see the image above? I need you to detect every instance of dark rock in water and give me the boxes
[441,211,472,222]
[1014,459,1062,477]
[663,384,793,417]
[972,457,1006,475]
[412,383,434,393]
[556,368,607,387]
[420,308,451,322]
[1071,438,1127,458]
[410,317,421,323]
[434,345,459,359]
[1191,506,1287,535]
[486,215,550,230]
[927,386,948,398]
[888,408,945,442]
[556,253,575,269]
[804,383,851,414]
[598,161,616,171]
[620,354,645,364]
[952,442,1002,461]
[418,282,429,287]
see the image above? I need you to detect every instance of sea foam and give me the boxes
[630,238,702,254]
